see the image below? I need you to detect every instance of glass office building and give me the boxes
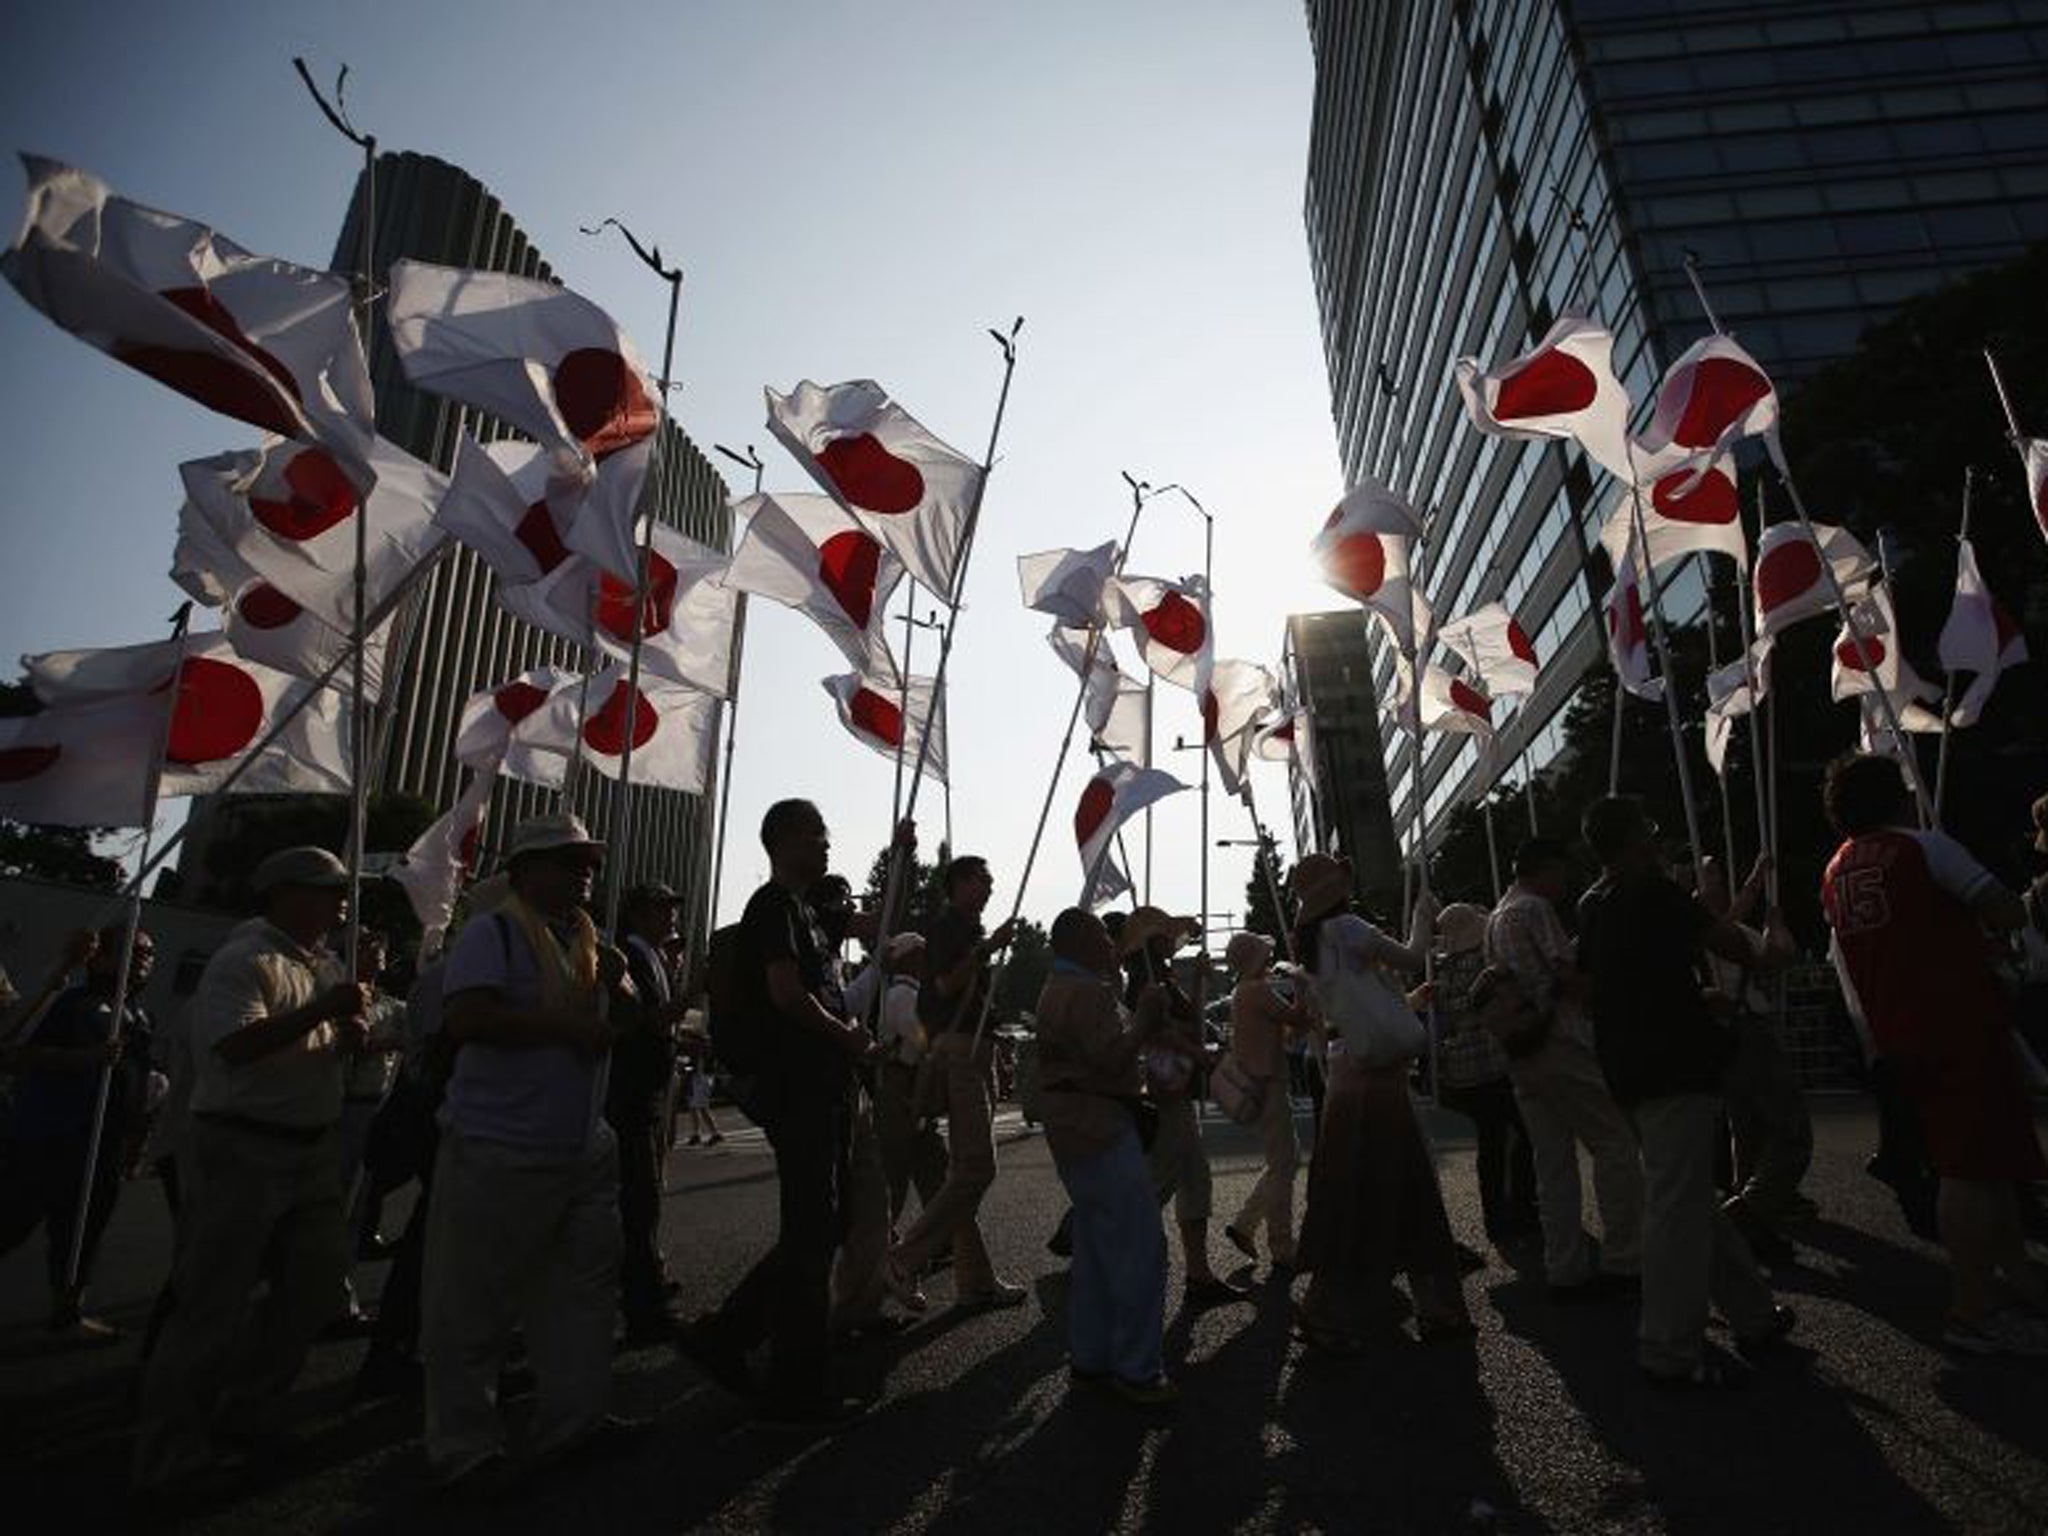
[1281,610,1404,910]
[1303,0,2048,849]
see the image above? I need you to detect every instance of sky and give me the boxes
[0,0,1346,932]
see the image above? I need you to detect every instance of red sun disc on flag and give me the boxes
[235,583,303,630]
[1494,348,1597,420]
[1608,585,1647,650]
[596,551,678,643]
[585,680,658,755]
[1672,357,1771,449]
[816,433,925,515]
[1449,679,1492,720]
[1835,636,1885,672]
[165,655,265,765]
[1074,776,1114,847]
[1755,540,1821,614]
[1994,599,2022,652]
[115,286,304,438]
[818,531,882,627]
[0,744,61,781]
[849,686,904,746]
[1507,620,1539,665]
[1141,591,1206,655]
[1201,689,1220,744]
[554,348,658,459]
[1273,720,1296,743]
[457,821,482,874]
[1652,466,1738,525]
[494,680,550,723]
[250,446,359,542]
[1326,532,1386,598]
[515,501,571,575]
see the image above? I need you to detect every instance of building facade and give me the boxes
[1281,610,1404,913]
[1303,0,2048,850]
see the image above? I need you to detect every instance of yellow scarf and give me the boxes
[501,894,600,1011]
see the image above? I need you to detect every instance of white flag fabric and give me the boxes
[1075,760,1188,907]
[1252,707,1310,764]
[0,692,163,827]
[4,156,375,481]
[821,670,947,785]
[1599,457,1748,573]
[221,579,390,699]
[178,434,447,631]
[1454,312,1634,479]
[1104,574,1212,691]
[1704,640,1773,777]
[1048,624,1148,762]
[1018,542,1119,627]
[1635,333,1779,477]
[767,379,982,598]
[1312,505,1426,652]
[435,437,580,589]
[590,522,736,698]
[390,763,497,948]
[548,664,717,793]
[1418,664,1495,737]
[456,666,580,788]
[1201,659,1276,795]
[1830,586,1939,707]
[1858,692,1945,761]
[722,491,903,679]
[1436,602,1539,697]
[386,260,658,476]
[1937,538,2028,728]
[1604,526,1663,702]
[1752,521,1876,638]
[2021,437,2048,549]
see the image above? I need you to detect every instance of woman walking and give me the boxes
[1222,931,1311,1271]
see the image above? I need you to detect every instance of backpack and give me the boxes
[704,921,762,1073]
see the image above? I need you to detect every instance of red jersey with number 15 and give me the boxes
[1821,828,2005,1060]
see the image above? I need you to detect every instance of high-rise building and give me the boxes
[1280,610,1403,912]
[180,153,732,947]
[1303,0,2048,850]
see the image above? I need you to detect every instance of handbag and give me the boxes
[1210,1051,1266,1126]
[1309,922,1428,1067]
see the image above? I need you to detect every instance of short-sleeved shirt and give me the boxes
[1485,887,1594,1050]
[1822,827,2008,1063]
[189,918,346,1130]
[440,912,611,1158]
[919,907,987,1035]
[1576,873,1727,1105]
[740,880,847,1097]
[5,987,152,1141]
[1432,947,1510,1090]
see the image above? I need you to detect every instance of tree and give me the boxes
[0,821,122,889]
[1238,831,1292,943]
[861,837,951,930]
[993,917,1051,1019]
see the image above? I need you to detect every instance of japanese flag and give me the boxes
[385,260,658,480]
[1252,707,1311,764]
[1937,537,2028,728]
[1703,638,1773,777]
[1018,541,1119,628]
[2021,437,2048,548]
[1436,602,1539,697]
[1104,573,1211,691]
[1858,692,1944,761]
[1636,333,1779,480]
[589,523,737,697]
[550,664,717,794]
[722,491,903,679]
[1075,761,1187,907]
[435,437,581,589]
[1830,585,1938,707]
[767,379,983,599]
[177,434,448,631]
[4,157,376,482]
[1201,659,1277,795]
[221,579,390,699]
[390,762,497,949]
[1599,456,1748,573]
[1049,625,1148,763]
[21,631,350,799]
[1605,526,1663,702]
[456,666,581,789]
[1311,487,1427,650]
[1752,521,1876,638]
[1454,312,1634,479]
[822,670,947,785]
[1418,664,1495,738]
[0,693,162,827]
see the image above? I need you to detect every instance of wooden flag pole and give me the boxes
[1699,553,1741,882]
[65,603,192,1292]
[1933,467,1977,824]
[706,444,765,937]
[583,220,683,934]
[891,577,923,825]
[1984,348,2028,442]
[1737,479,1776,905]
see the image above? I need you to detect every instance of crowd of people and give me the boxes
[0,751,2044,1507]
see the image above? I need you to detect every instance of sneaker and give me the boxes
[1108,1374,1180,1407]
[1943,1309,2048,1359]
[954,1278,1031,1312]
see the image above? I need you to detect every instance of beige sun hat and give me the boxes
[505,813,604,864]
[1117,905,1201,959]
[1289,852,1353,921]
[1436,902,1490,956]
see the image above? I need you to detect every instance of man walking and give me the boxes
[613,882,688,1345]
[133,848,368,1493]
[1485,837,1643,1299]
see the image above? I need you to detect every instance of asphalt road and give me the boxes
[4,1099,2047,1534]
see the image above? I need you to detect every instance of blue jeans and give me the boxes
[1054,1126,1166,1383]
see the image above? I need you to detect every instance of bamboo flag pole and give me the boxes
[1933,467,1976,825]
[582,220,684,933]
[1984,348,2028,443]
[65,603,192,1291]
[706,443,765,935]
[891,577,922,825]
[1737,479,1776,906]
[1699,552,1741,881]
[1682,254,1933,826]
